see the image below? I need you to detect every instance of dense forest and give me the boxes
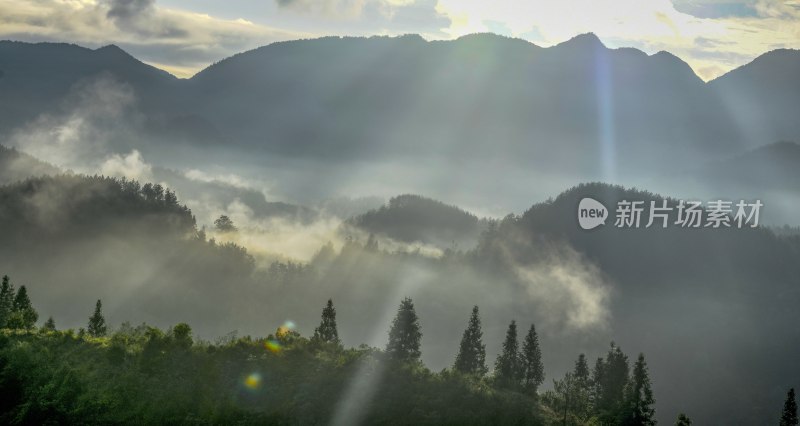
[0,276,709,425]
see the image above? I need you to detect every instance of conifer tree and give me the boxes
[313,299,340,345]
[0,275,14,328]
[494,320,521,388]
[675,413,692,426]
[574,353,590,385]
[42,316,56,331]
[572,353,592,418]
[781,388,799,426]
[386,297,422,361]
[520,323,544,394]
[619,353,656,426]
[591,356,606,411]
[88,299,107,337]
[8,285,37,329]
[596,342,630,417]
[454,305,487,376]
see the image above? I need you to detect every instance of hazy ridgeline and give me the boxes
[2,36,800,221]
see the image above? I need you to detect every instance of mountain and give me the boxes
[181,33,736,175]
[348,194,487,249]
[0,174,257,334]
[709,49,800,144]
[4,35,797,185]
[0,145,60,184]
[698,141,800,191]
[475,182,800,424]
[0,42,178,133]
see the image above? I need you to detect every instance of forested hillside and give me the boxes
[0,282,673,426]
[348,194,488,249]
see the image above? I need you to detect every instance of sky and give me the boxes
[0,0,798,80]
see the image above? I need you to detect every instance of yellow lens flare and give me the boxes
[244,372,262,390]
[265,339,282,353]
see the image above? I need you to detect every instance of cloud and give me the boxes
[100,150,154,181]
[275,0,415,18]
[9,75,139,170]
[0,0,306,77]
[107,0,155,21]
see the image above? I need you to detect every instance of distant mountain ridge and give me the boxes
[348,194,488,248]
[1,35,798,181]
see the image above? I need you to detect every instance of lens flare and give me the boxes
[276,320,297,340]
[244,372,262,390]
[265,339,282,353]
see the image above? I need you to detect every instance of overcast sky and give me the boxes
[1,0,798,79]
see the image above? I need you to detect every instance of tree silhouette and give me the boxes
[619,353,656,426]
[88,299,107,337]
[675,413,692,425]
[8,285,37,329]
[386,297,422,362]
[494,320,521,388]
[313,299,340,345]
[521,323,544,394]
[454,305,487,376]
[0,275,14,328]
[214,215,237,232]
[554,372,577,425]
[42,316,56,331]
[172,323,193,348]
[572,354,591,418]
[594,342,630,420]
[781,388,799,426]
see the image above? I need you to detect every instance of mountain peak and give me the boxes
[554,32,605,50]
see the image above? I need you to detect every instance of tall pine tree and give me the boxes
[520,323,544,394]
[595,342,630,420]
[572,353,592,418]
[781,388,799,426]
[619,353,656,426]
[675,413,692,426]
[8,285,37,329]
[313,299,340,345]
[494,320,521,388]
[88,299,107,337]
[454,305,487,376]
[386,297,422,361]
[0,275,14,328]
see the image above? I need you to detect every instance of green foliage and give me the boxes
[170,323,193,349]
[0,275,14,328]
[494,320,521,389]
[386,297,422,362]
[453,305,487,376]
[87,300,107,338]
[520,323,544,395]
[782,388,799,426]
[42,317,56,332]
[313,299,340,345]
[0,326,547,425]
[7,285,38,329]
